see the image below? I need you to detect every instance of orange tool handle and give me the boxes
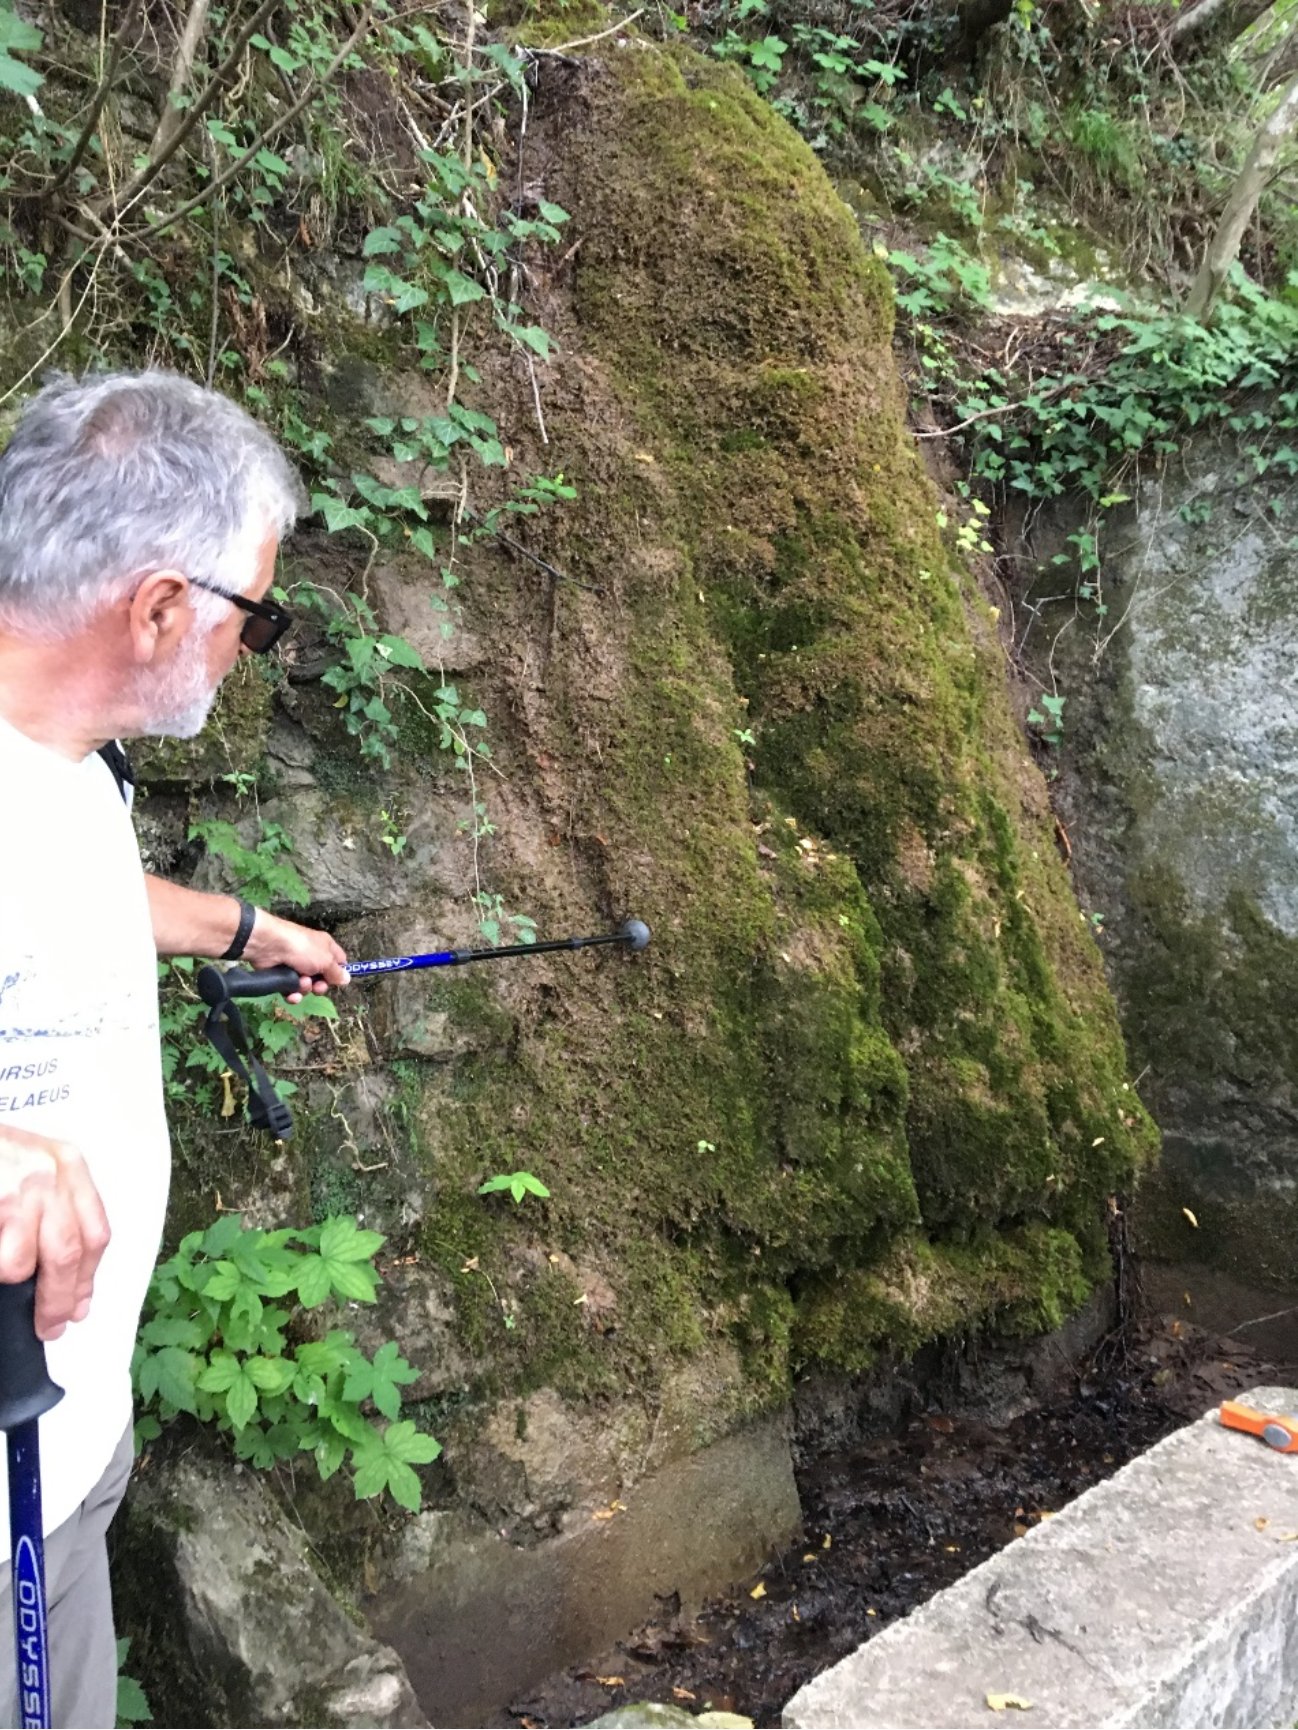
[1220,1400,1298,1453]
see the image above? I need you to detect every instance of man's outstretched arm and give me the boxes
[144,875,349,995]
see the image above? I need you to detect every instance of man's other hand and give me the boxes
[241,909,350,998]
[0,1126,111,1340]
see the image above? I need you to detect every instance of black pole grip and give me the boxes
[0,1279,64,1432]
[197,963,301,1005]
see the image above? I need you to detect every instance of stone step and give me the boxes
[783,1386,1298,1730]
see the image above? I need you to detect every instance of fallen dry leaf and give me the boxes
[791,1603,801,1621]
[986,1694,1034,1712]
[802,1553,817,1563]
[672,1688,696,1703]
[1182,1207,1200,1228]
[822,1533,832,1549]
[595,1675,626,1688]
[866,1607,878,1617]
[592,1500,626,1522]
[750,1582,767,1600]
[1276,1531,1298,1542]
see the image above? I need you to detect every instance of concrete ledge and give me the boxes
[783,1387,1298,1730]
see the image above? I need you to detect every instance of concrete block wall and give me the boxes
[783,1387,1298,1730]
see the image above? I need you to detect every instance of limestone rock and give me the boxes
[1026,429,1298,1279]
[115,1447,427,1728]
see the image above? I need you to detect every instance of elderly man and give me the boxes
[0,370,348,1727]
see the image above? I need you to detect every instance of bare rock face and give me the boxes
[115,1448,428,1729]
[1023,430,1298,1283]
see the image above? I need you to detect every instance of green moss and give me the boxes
[793,1225,1093,1372]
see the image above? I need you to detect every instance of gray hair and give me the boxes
[0,370,306,638]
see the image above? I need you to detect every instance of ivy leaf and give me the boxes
[500,322,554,360]
[376,634,424,670]
[313,493,371,535]
[443,270,486,307]
[362,226,403,257]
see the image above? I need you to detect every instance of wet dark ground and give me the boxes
[508,1316,1298,1729]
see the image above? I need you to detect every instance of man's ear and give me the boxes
[126,569,190,665]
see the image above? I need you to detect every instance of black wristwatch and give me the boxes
[220,899,258,961]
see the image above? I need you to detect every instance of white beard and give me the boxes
[135,627,221,738]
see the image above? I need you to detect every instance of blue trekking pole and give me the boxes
[0,1277,64,1730]
[199,917,652,1002]
[195,919,651,1139]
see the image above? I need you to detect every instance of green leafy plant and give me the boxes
[159,822,335,1118]
[0,5,43,99]
[134,1214,441,1512]
[187,817,309,909]
[477,1170,551,1205]
[115,1638,152,1728]
[889,235,991,316]
[1027,692,1066,747]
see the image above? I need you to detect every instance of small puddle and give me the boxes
[508,1314,1298,1728]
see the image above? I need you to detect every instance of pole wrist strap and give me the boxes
[202,993,294,1140]
[220,899,257,961]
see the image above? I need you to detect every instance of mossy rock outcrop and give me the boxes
[243,37,1152,1422]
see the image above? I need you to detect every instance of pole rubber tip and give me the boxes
[620,918,651,951]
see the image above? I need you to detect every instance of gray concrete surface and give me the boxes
[782,1387,1298,1729]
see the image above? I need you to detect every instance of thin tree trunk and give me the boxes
[145,0,212,168]
[1255,21,1298,90]
[1170,0,1274,51]
[1185,70,1298,319]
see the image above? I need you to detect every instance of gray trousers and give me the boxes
[0,1424,134,1730]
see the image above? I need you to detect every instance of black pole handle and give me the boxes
[197,963,301,1005]
[0,1279,64,1432]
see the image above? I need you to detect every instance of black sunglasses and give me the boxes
[188,574,294,655]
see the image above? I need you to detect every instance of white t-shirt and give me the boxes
[0,716,170,1549]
